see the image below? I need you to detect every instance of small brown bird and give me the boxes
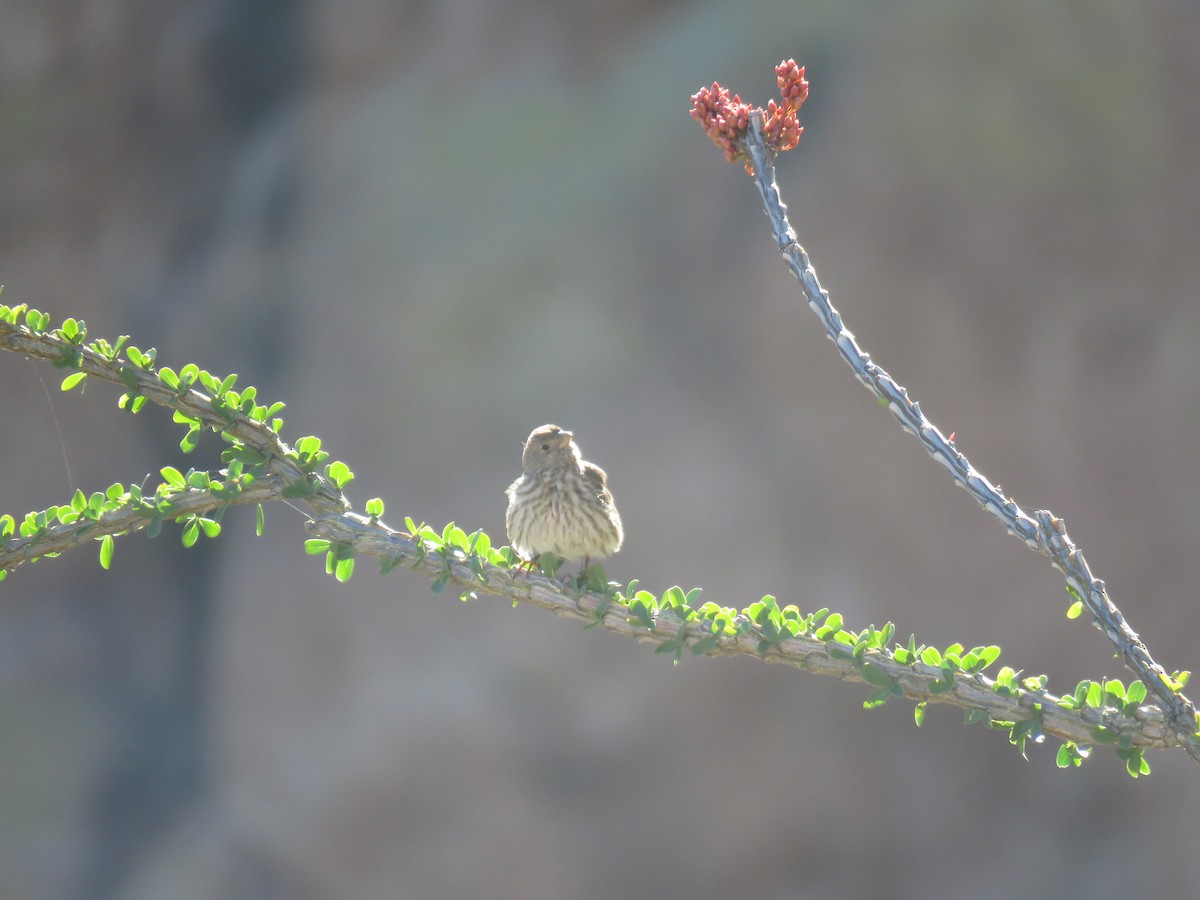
[505,424,623,569]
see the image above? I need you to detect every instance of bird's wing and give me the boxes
[581,462,613,504]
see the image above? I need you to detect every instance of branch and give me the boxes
[739,111,1199,763]
[309,510,1182,756]
[0,472,290,572]
[0,310,349,576]
[0,317,345,514]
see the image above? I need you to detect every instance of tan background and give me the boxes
[2,1,1200,897]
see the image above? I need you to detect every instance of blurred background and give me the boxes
[2,1,1200,897]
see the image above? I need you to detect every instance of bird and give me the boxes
[505,424,623,571]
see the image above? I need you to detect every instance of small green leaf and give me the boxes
[690,635,720,655]
[977,645,1002,669]
[1066,600,1083,619]
[913,701,927,727]
[60,371,88,391]
[326,460,354,488]
[160,467,186,490]
[963,708,988,726]
[305,539,332,554]
[182,519,200,547]
[863,688,892,710]
[580,564,608,593]
[335,556,355,582]
[99,534,114,570]
[256,503,265,536]
[861,661,896,689]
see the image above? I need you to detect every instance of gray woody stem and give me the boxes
[744,112,1200,765]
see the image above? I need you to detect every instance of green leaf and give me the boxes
[863,688,892,710]
[1125,681,1147,705]
[180,426,200,453]
[256,503,265,536]
[99,534,114,570]
[365,497,384,518]
[861,661,896,689]
[977,645,1002,669]
[1066,600,1083,619]
[60,371,88,391]
[690,635,720,655]
[963,708,988,726]
[326,460,354,488]
[335,556,355,582]
[466,530,490,558]
[160,467,186,490]
[580,564,608,593]
[182,519,200,547]
[443,525,468,551]
[913,701,927,727]
[920,647,942,667]
[662,586,686,609]
[185,470,211,490]
[878,622,895,648]
[305,539,332,554]
[198,518,221,538]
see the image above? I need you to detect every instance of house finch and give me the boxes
[505,424,623,569]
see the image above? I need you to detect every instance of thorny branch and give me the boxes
[741,111,1200,764]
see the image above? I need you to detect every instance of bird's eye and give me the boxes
[541,443,550,451]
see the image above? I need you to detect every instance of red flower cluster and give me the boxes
[689,82,754,166]
[690,59,809,174]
